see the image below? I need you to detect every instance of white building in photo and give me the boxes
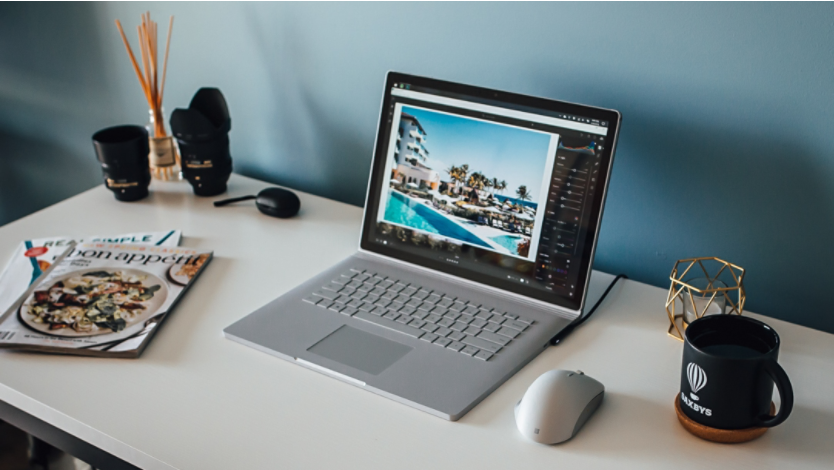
[392,112,438,189]
[395,113,429,165]
[396,162,440,190]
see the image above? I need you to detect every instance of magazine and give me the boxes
[0,241,211,358]
[0,230,181,316]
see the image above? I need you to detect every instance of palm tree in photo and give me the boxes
[446,165,459,187]
[446,165,461,193]
[459,164,469,184]
[490,177,500,196]
[466,171,487,203]
[446,164,469,195]
[467,172,485,191]
[516,185,531,202]
[499,180,507,195]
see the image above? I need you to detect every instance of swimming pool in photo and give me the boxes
[383,191,492,249]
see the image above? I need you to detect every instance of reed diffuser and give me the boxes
[115,13,180,181]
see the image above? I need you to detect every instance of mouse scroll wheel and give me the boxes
[577,370,585,375]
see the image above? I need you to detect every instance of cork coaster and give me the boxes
[674,396,775,443]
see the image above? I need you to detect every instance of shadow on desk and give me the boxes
[754,405,834,461]
[576,395,834,463]
[140,255,234,363]
[565,392,672,453]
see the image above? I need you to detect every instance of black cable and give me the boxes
[213,195,256,207]
[549,274,628,346]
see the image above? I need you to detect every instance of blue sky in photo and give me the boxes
[402,105,552,202]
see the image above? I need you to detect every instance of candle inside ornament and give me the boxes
[682,277,727,325]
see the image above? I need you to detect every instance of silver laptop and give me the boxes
[224,72,621,420]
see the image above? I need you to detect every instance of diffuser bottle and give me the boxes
[147,107,182,181]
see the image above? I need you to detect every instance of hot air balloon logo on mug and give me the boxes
[687,362,707,401]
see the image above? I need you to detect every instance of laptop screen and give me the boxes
[361,73,620,313]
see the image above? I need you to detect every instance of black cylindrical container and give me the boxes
[92,125,152,201]
[680,315,793,430]
[177,137,233,196]
[170,88,234,197]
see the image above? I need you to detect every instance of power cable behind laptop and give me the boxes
[550,274,628,346]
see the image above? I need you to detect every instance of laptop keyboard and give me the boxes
[302,268,535,362]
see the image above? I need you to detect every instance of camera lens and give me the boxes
[92,125,151,202]
[170,88,233,197]
[177,136,233,196]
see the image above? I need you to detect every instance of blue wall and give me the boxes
[1,3,832,333]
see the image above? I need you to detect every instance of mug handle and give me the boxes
[755,359,794,427]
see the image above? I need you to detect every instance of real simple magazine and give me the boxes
[0,240,211,358]
[0,230,182,316]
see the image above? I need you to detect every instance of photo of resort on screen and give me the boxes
[376,105,557,261]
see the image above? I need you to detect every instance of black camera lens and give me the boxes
[177,136,233,196]
[170,88,233,197]
[92,125,151,202]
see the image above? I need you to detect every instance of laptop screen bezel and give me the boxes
[359,72,621,313]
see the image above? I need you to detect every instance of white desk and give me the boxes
[0,174,832,469]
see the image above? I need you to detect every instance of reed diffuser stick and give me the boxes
[137,26,153,112]
[115,13,178,180]
[114,20,150,104]
[159,16,174,107]
[116,14,174,138]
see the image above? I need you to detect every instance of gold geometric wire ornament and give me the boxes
[666,257,746,341]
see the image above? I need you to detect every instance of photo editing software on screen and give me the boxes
[367,82,609,302]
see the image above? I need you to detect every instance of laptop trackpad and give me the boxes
[307,326,412,376]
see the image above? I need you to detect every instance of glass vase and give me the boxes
[147,107,181,181]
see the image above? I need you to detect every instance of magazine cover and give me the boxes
[0,230,181,316]
[0,241,211,358]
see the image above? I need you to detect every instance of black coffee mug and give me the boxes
[92,125,152,202]
[680,315,793,430]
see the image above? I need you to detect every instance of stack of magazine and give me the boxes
[0,230,212,358]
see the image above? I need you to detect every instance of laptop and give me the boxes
[224,72,621,421]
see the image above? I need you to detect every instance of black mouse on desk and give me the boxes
[213,187,300,218]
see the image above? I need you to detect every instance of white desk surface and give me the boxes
[0,174,832,470]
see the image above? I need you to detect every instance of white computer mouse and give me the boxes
[514,369,605,444]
